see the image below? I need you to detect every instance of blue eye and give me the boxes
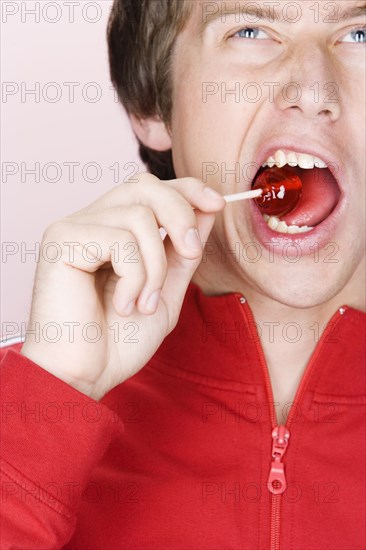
[234,27,269,40]
[341,28,366,43]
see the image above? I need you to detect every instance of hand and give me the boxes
[20,174,225,400]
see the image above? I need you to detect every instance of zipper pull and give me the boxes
[267,425,290,495]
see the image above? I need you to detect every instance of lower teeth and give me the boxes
[263,214,313,234]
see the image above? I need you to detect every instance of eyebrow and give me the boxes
[199,3,280,35]
[199,1,366,35]
[339,4,366,20]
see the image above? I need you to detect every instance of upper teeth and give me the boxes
[262,149,327,170]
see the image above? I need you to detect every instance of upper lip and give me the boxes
[250,137,343,193]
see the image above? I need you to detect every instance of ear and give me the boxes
[129,113,172,151]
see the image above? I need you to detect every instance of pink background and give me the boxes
[1,1,144,336]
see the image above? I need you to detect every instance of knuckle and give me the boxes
[178,176,203,189]
[131,204,155,224]
[139,172,160,184]
[118,228,135,244]
[42,220,67,242]
[160,196,196,227]
[124,172,159,188]
[186,176,203,186]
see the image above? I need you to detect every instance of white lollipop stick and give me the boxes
[223,189,262,203]
[160,188,264,239]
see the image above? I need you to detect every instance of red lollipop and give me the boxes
[252,166,302,217]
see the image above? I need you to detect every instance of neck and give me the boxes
[192,256,366,321]
[192,257,365,420]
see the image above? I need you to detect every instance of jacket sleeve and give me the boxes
[0,345,124,549]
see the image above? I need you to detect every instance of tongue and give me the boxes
[280,167,340,227]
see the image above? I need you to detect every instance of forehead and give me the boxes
[190,0,366,31]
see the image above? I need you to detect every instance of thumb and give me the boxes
[160,210,216,322]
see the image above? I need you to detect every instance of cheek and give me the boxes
[171,70,256,179]
[171,79,217,177]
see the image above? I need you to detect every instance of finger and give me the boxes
[164,177,226,213]
[72,184,218,261]
[77,174,224,257]
[159,210,217,329]
[67,206,169,314]
[44,222,146,316]
[83,173,225,215]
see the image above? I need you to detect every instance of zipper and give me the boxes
[268,426,290,550]
[237,295,346,550]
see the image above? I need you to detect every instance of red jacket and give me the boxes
[1,283,365,549]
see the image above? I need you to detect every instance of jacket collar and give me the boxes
[152,283,366,396]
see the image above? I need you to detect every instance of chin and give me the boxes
[263,283,340,310]
[249,261,360,310]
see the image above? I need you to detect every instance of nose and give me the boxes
[274,44,341,123]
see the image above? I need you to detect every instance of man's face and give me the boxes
[169,0,365,307]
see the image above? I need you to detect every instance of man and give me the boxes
[1,1,365,548]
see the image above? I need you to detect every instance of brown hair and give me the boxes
[107,0,192,180]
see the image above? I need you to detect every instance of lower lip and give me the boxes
[247,193,346,256]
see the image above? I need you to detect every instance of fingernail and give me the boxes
[145,289,161,312]
[203,186,222,200]
[184,228,202,251]
[123,300,135,316]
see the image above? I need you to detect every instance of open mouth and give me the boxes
[251,150,341,235]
